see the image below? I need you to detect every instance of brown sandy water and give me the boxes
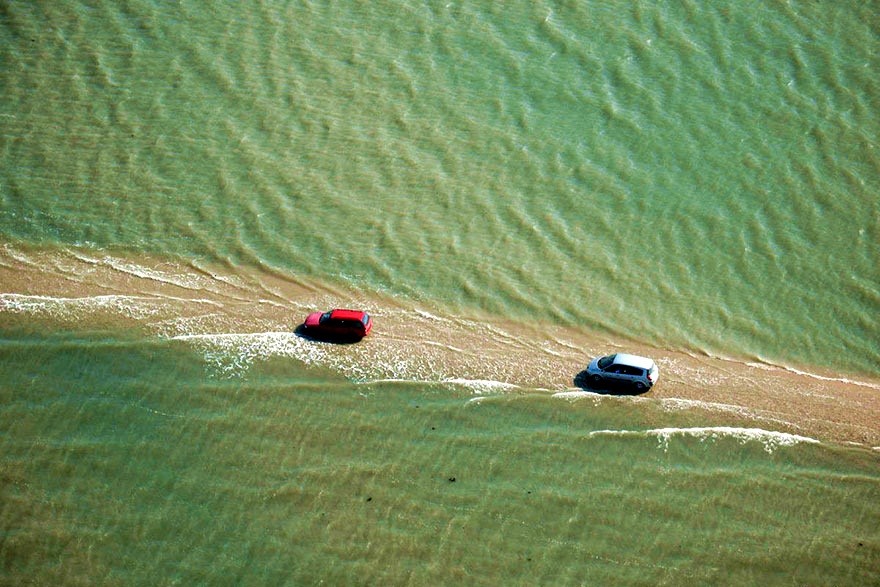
[2,242,877,448]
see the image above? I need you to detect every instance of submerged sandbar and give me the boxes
[1,243,878,447]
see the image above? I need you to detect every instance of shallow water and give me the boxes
[1,1,879,584]
[1,326,877,585]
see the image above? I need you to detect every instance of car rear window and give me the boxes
[598,355,616,369]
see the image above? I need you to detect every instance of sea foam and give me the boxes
[588,426,819,454]
[442,378,520,394]
[168,331,321,377]
[0,293,169,320]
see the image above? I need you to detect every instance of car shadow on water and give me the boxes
[294,324,365,345]
[573,370,651,396]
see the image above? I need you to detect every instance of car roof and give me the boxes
[612,353,655,369]
[329,309,368,321]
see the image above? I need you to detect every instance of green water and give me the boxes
[1,329,877,585]
[1,1,879,584]
[1,0,877,373]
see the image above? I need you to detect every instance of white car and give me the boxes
[585,353,659,392]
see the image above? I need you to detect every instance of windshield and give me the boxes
[319,312,332,324]
[597,354,616,369]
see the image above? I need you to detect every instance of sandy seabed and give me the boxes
[1,243,878,448]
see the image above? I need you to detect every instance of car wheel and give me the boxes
[634,382,646,392]
[590,375,602,385]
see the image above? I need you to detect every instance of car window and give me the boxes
[598,355,615,369]
[319,312,332,324]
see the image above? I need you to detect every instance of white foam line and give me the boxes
[659,397,755,418]
[134,404,184,418]
[781,366,880,390]
[552,389,646,402]
[547,336,583,352]
[442,378,519,394]
[167,331,323,377]
[0,244,37,266]
[729,357,880,390]
[414,309,447,322]
[658,397,803,429]
[0,293,220,312]
[257,298,287,308]
[538,344,568,358]
[553,390,599,399]
[677,350,880,391]
[72,253,209,291]
[2,293,155,303]
[745,362,777,371]
[150,294,223,307]
[167,331,289,342]
[588,427,819,453]
[0,293,176,318]
[187,261,252,291]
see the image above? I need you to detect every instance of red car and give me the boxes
[302,308,373,341]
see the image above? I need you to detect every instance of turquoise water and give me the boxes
[1,1,879,584]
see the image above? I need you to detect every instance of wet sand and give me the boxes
[2,243,878,448]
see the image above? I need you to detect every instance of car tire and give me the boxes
[634,382,646,392]
[590,375,602,385]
